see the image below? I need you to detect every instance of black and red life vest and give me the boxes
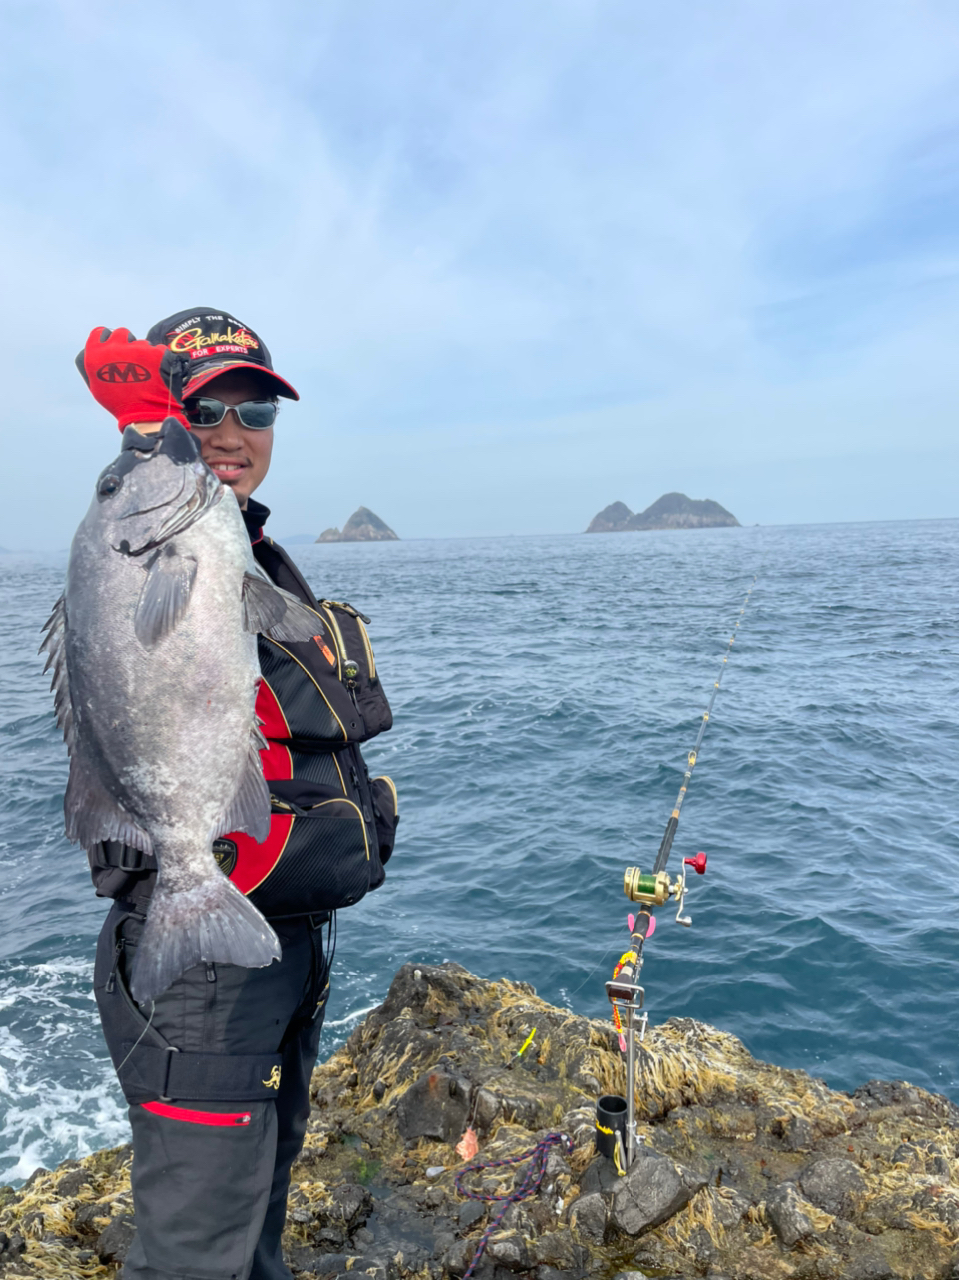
[89,503,397,917]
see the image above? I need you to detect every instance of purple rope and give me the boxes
[454,1132,572,1280]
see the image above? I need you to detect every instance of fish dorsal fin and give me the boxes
[212,733,271,844]
[241,570,321,643]
[134,546,199,648]
[41,594,152,853]
[64,752,153,854]
[40,595,77,756]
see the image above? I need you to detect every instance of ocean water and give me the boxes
[0,520,956,1183]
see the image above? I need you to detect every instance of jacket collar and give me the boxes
[242,496,271,545]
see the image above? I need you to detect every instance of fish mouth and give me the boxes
[114,463,223,556]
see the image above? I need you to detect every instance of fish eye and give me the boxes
[97,474,122,500]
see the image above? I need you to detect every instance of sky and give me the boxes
[1,0,958,547]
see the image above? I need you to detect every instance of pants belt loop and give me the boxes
[159,1046,180,1103]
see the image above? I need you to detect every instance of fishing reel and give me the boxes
[623,853,707,927]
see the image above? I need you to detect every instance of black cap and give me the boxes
[146,308,299,400]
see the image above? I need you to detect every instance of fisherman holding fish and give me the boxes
[44,310,398,1279]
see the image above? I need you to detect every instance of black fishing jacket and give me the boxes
[88,498,398,916]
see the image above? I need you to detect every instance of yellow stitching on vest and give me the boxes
[357,618,376,680]
[241,817,295,896]
[263,640,348,742]
[332,754,347,796]
[375,775,398,815]
[310,798,370,861]
[262,1065,281,1089]
[318,606,347,679]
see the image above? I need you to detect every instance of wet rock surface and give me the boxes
[0,963,958,1277]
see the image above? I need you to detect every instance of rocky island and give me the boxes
[2,962,957,1279]
[587,494,739,533]
[317,508,399,543]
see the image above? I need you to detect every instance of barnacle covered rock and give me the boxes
[0,962,957,1279]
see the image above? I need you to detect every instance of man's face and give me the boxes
[185,370,276,509]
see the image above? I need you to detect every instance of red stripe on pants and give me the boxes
[142,1100,252,1126]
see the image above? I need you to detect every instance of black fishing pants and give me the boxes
[94,901,334,1280]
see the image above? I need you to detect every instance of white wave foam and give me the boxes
[0,954,128,1183]
[323,1001,381,1031]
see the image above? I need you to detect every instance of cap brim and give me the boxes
[183,359,300,401]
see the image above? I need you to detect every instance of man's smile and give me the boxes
[205,457,249,483]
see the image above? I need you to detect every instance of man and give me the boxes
[77,309,398,1280]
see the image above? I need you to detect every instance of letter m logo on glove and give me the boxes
[77,326,191,429]
[97,362,152,384]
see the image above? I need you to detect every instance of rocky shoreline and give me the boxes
[1,962,957,1279]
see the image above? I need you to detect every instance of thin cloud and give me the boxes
[1,0,958,546]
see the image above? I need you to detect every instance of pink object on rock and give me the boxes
[456,1128,479,1161]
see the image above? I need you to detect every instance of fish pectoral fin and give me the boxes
[64,752,153,854]
[241,571,320,643]
[134,548,199,648]
[241,570,288,632]
[39,594,77,755]
[213,736,271,844]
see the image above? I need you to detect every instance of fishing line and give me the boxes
[574,574,760,1003]
[565,942,627,997]
[652,573,757,876]
[116,1000,156,1074]
[602,571,759,1172]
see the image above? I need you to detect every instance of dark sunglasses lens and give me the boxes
[184,398,226,427]
[235,401,278,429]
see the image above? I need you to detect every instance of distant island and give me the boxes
[587,492,739,533]
[316,506,399,543]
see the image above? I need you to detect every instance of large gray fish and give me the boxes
[41,418,317,1004]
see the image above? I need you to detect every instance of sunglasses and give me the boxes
[183,397,279,430]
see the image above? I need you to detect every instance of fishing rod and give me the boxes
[602,574,757,1172]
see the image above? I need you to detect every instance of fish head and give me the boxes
[91,418,224,557]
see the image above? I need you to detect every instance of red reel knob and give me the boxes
[683,852,707,875]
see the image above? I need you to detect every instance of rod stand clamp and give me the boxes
[605,979,644,1009]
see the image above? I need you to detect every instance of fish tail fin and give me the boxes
[129,876,281,1004]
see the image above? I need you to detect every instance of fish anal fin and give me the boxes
[134,547,198,648]
[213,736,271,843]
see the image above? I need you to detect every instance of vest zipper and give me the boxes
[320,606,348,669]
[349,764,374,824]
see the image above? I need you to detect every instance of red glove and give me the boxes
[76,327,190,431]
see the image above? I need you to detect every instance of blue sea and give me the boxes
[1,520,957,1183]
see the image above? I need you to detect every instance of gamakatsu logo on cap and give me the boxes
[97,362,151,383]
[169,326,259,355]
